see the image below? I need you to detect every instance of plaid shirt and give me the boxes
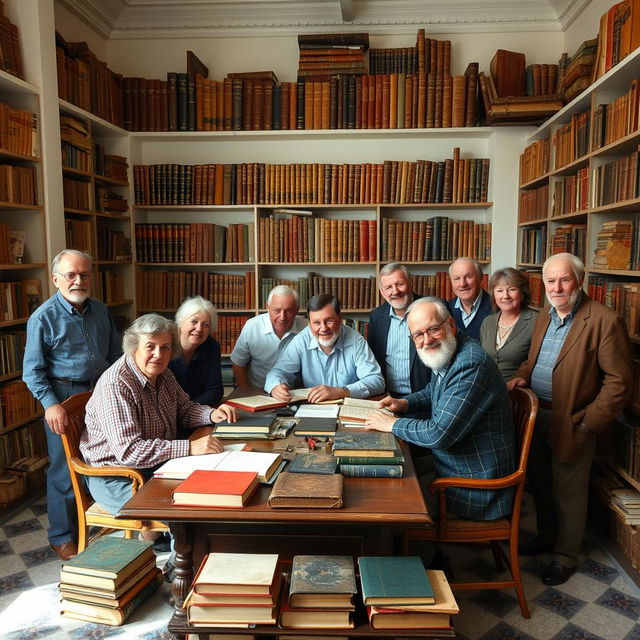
[393,334,515,520]
[81,354,213,469]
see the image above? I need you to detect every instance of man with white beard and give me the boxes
[365,296,515,521]
[266,294,384,403]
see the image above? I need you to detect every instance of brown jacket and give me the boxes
[513,294,631,463]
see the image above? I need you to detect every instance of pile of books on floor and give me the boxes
[59,537,162,625]
[359,556,458,630]
[280,555,356,629]
[297,33,369,79]
[185,552,280,627]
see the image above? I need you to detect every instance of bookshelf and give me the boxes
[517,47,640,566]
[0,63,48,509]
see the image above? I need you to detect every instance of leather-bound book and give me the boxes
[464,62,479,127]
[231,79,243,131]
[296,81,305,129]
[138,78,148,131]
[159,79,168,131]
[289,82,298,130]
[417,71,426,128]
[490,49,525,97]
[442,75,452,128]
[281,82,290,130]
[194,73,204,131]
[451,75,466,127]
[242,78,252,130]
[426,73,436,128]
[434,73,443,128]
[187,73,196,131]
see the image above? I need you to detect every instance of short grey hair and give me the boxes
[51,249,92,273]
[406,296,451,323]
[175,296,217,332]
[123,314,179,357]
[542,252,585,283]
[448,257,483,279]
[378,262,410,283]
[267,285,299,306]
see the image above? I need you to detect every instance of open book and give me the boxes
[339,397,393,423]
[154,450,282,483]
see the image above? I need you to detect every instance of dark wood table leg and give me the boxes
[170,522,193,621]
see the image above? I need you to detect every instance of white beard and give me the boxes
[417,332,457,370]
[318,332,339,349]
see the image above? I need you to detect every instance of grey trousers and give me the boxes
[527,407,597,568]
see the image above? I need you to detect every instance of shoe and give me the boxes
[50,541,78,561]
[542,560,575,586]
[153,532,171,553]
[518,536,554,556]
[163,552,176,583]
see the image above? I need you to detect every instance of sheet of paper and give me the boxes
[295,404,340,419]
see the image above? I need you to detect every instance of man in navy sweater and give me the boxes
[447,257,492,341]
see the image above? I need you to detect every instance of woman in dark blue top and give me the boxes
[169,296,224,414]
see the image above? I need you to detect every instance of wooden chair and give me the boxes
[60,391,168,552]
[403,387,538,618]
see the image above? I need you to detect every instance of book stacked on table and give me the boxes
[333,431,404,478]
[359,557,458,630]
[280,555,356,629]
[214,412,276,439]
[186,552,280,627]
[59,537,162,626]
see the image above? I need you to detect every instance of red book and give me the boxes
[172,470,259,508]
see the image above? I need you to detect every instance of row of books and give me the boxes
[61,140,90,172]
[591,148,640,208]
[592,77,640,151]
[593,469,640,526]
[602,413,640,485]
[135,223,254,264]
[552,110,591,170]
[216,315,250,354]
[592,219,636,271]
[95,185,128,215]
[551,168,589,216]
[382,217,492,262]
[0,420,47,474]
[557,39,596,103]
[0,3,23,80]
[525,271,545,307]
[136,271,256,311]
[59,537,162,626]
[0,279,41,322]
[0,223,24,265]
[187,552,456,630]
[65,219,91,255]
[0,103,37,158]
[0,380,39,429]
[519,184,548,223]
[94,149,128,183]
[588,275,639,337]
[258,216,376,263]
[520,138,550,185]
[551,224,587,262]
[93,270,125,306]
[56,34,123,127]
[96,223,131,262]
[63,177,90,211]
[520,225,547,265]
[133,156,490,207]
[297,32,367,77]
[0,329,24,377]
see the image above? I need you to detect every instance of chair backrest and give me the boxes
[59,391,93,512]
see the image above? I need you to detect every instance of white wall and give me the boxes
[54,1,108,59]
[563,0,612,56]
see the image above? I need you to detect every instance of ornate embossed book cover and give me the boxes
[267,472,343,508]
[289,555,356,608]
[288,453,337,475]
[332,431,397,457]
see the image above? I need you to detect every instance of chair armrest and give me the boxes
[428,470,523,493]
[70,457,146,489]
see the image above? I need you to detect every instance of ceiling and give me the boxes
[58,0,592,39]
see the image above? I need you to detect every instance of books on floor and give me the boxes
[187,552,280,627]
[267,472,343,508]
[332,431,398,458]
[172,469,259,507]
[280,555,355,629]
[59,537,161,626]
[154,450,282,484]
[367,570,458,630]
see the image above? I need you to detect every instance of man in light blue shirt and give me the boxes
[23,250,122,560]
[231,285,307,389]
[265,294,384,403]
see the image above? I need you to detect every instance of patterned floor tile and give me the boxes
[68,625,126,639]
[570,602,637,639]
[624,624,640,640]
[28,558,62,588]
[552,622,607,640]
[5,624,65,640]
[2,519,44,538]
[469,589,520,618]
[19,545,58,567]
[0,539,13,556]
[478,620,538,640]
[533,587,587,619]
[577,558,619,585]
[0,571,33,596]
[594,587,640,621]
[30,503,48,517]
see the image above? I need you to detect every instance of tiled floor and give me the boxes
[1,496,640,639]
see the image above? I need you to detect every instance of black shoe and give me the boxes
[162,552,176,583]
[542,560,575,586]
[518,536,554,556]
[153,532,172,553]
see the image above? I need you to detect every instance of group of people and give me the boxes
[23,249,631,589]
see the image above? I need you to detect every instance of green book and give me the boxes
[62,537,154,579]
[289,453,338,475]
[215,413,275,434]
[358,556,434,605]
[332,432,397,457]
[335,448,405,465]
[294,417,337,437]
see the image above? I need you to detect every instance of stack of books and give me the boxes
[213,412,276,439]
[280,555,356,629]
[186,552,280,627]
[333,429,404,478]
[359,557,458,631]
[592,219,633,270]
[59,537,162,626]
[297,33,369,79]
[559,38,597,102]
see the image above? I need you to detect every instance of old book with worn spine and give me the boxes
[289,555,356,608]
[268,472,343,508]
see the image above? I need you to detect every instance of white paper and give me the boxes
[294,404,340,418]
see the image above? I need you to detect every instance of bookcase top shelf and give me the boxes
[0,263,46,270]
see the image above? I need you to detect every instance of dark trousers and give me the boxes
[45,379,91,545]
[527,407,596,567]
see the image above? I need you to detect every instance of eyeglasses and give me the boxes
[410,321,447,342]
[56,271,92,283]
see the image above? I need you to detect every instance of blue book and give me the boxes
[289,453,338,475]
[358,556,434,605]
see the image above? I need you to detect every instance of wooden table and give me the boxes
[118,432,444,638]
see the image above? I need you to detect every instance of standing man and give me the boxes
[231,285,306,390]
[447,257,492,340]
[266,294,384,403]
[23,250,122,560]
[509,253,631,585]
[368,263,430,395]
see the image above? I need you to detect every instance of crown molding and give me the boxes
[58,0,577,39]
